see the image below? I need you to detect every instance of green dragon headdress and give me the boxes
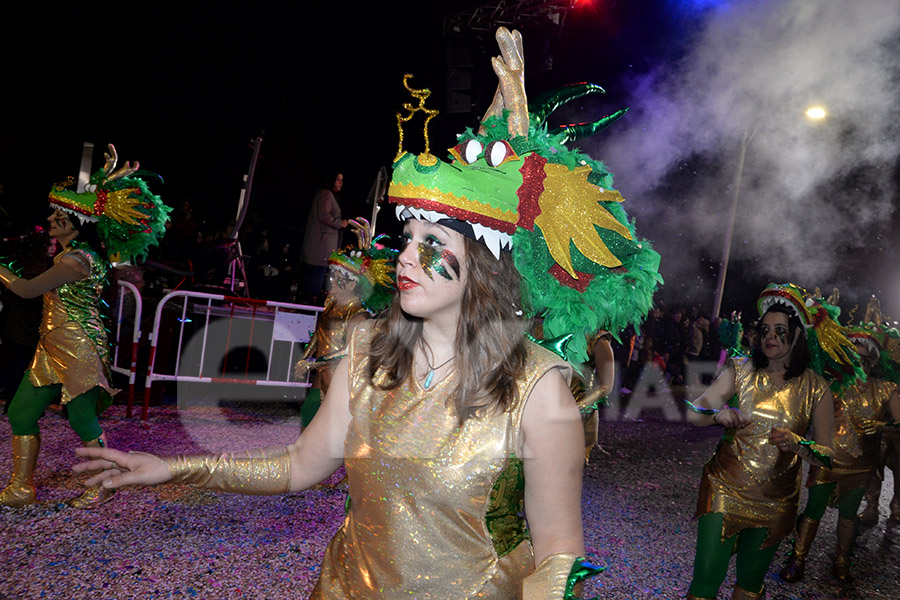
[757,283,863,391]
[327,218,398,314]
[388,27,662,363]
[845,296,900,384]
[47,144,171,263]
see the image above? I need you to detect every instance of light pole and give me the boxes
[711,125,758,320]
[711,106,826,319]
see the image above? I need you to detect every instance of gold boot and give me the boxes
[831,516,857,583]
[0,435,40,507]
[731,584,765,599]
[779,516,820,582]
[67,434,116,509]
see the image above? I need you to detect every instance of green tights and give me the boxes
[802,481,865,520]
[688,513,779,598]
[7,372,103,442]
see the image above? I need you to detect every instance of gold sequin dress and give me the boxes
[28,245,115,404]
[695,357,830,547]
[810,379,898,497]
[310,325,571,599]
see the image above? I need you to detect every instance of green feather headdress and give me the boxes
[387,28,661,363]
[48,144,171,263]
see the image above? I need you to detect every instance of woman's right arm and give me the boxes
[685,363,750,428]
[74,357,353,494]
[0,256,88,299]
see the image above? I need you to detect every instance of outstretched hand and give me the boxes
[73,447,172,489]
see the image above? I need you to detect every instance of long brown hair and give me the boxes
[367,235,528,421]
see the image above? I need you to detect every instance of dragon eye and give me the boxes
[484,141,509,167]
[462,139,483,164]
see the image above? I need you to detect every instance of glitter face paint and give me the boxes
[760,312,792,362]
[402,233,461,281]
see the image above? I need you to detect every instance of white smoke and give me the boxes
[588,0,900,309]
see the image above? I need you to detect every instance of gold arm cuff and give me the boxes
[162,446,291,495]
[522,552,579,600]
[0,266,20,288]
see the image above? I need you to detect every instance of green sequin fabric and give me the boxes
[485,455,530,557]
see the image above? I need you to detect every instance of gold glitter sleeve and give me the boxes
[0,265,19,288]
[162,446,291,495]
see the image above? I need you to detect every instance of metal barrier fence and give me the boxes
[139,290,322,421]
[110,281,143,418]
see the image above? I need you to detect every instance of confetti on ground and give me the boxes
[2,403,898,599]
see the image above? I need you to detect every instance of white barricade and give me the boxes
[140,290,322,422]
[110,281,143,418]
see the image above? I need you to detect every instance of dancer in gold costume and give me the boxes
[685,284,860,600]
[75,28,662,598]
[779,315,900,583]
[0,145,169,508]
[857,299,900,528]
[294,218,397,428]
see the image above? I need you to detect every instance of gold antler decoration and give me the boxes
[479,27,528,138]
[864,296,883,325]
[348,217,373,249]
[102,144,118,176]
[101,143,139,184]
[395,74,440,165]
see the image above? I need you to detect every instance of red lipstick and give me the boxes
[397,276,418,291]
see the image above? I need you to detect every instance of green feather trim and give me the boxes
[718,317,745,357]
[799,439,832,469]
[96,173,171,263]
[514,230,662,364]
[456,101,662,364]
[0,256,22,276]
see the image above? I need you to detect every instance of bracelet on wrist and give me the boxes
[684,399,719,417]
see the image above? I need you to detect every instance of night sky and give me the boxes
[2,0,897,320]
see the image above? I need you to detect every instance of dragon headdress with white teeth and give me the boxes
[47,144,171,263]
[844,296,900,384]
[327,218,398,314]
[388,27,662,363]
[757,283,863,391]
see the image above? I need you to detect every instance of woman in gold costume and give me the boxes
[685,284,859,600]
[75,215,591,598]
[75,28,663,598]
[294,218,396,429]
[0,145,169,509]
[779,320,900,583]
[0,210,116,509]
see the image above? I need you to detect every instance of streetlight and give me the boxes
[806,106,827,120]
